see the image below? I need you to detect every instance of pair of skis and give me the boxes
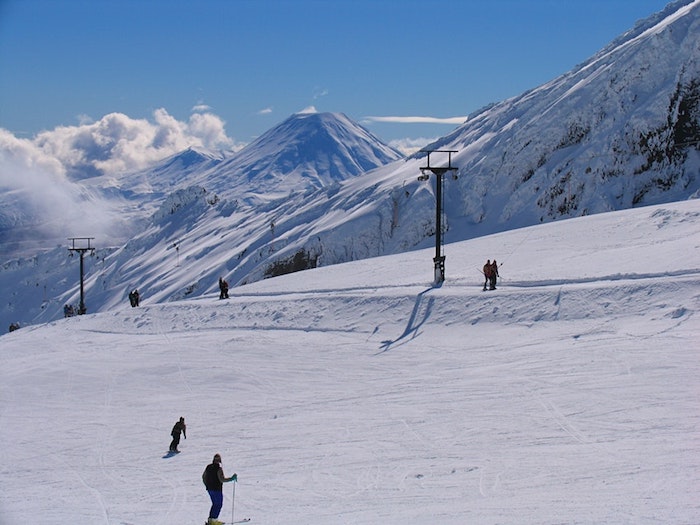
[204,518,250,525]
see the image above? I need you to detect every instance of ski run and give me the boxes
[1,200,699,524]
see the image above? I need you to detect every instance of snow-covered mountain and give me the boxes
[194,111,404,204]
[2,1,700,331]
[424,0,700,228]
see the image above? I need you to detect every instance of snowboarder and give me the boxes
[490,260,499,290]
[218,277,229,300]
[482,260,492,291]
[63,304,75,317]
[202,453,237,525]
[169,416,186,452]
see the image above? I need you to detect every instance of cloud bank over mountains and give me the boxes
[0,107,242,249]
[0,108,239,182]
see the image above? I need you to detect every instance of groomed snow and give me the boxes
[1,200,698,525]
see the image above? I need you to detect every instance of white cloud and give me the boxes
[0,109,244,247]
[298,106,318,114]
[0,129,124,243]
[0,128,67,178]
[77,114,94,126]
[388,137,440,156]
[188,112,234,150]
[313,88,329,100]
[363,115,468,125]
[9,108,239,179]
[258,107,273,115]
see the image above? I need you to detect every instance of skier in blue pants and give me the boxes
[202,453,237,525]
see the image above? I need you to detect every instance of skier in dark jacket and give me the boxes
[169,417,186,452]
[218,277,229,299]
[482,260,492,291]
[202,453,237,525]
[128,289,140,307]
[490,260,499,290]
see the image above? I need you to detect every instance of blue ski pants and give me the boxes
[207,489,223,518]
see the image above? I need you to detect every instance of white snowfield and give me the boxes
[1,200,698,525]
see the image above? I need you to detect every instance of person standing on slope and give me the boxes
[218,277,229,300]
[128,288,140,307]
[490,259,499,290]
[169,417,186,453]
[482,260,493,291]
[202,453,237,525]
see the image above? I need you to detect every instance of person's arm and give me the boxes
[218,468,237,483]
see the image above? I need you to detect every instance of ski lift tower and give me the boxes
[68,237,95,315]
[418,150,458,284]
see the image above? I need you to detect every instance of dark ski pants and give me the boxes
[207,489,224,518]
[169,434,181,452]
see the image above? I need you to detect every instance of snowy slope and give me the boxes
[1,200,698,525]
[2,1,700,333]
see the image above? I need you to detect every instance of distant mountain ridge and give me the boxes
[2,1,699,330]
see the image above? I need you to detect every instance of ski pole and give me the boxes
[231,479,236,525]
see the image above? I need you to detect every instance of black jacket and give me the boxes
[202,462,224,491]
[171,420,186,438]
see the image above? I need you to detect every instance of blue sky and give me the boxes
[0,0,672,151]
